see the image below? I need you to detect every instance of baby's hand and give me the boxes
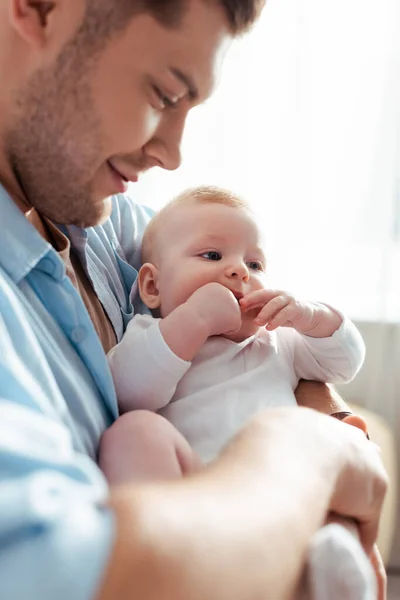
[240,289,318,333]
[186,283,242,337]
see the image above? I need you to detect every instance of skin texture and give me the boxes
[0,0,230,226]
[139,201,344,354]
[97,408,387,600]
[0,2,387,599]
[140,202,267,341]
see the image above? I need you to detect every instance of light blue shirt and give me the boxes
[0,185,153,600]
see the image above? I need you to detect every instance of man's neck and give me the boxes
[0,157,51,241]
[0,148,30,207]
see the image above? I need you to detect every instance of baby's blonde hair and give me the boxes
[141,185,250,264]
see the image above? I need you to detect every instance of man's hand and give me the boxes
[240,289,342,337]
[187,282,242,337]
[99,407,388,600]
[370,544,387,600]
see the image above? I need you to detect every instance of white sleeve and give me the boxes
[107,314,191,413]
[277,317,365,384]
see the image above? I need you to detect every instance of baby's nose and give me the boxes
[226,264,249,281]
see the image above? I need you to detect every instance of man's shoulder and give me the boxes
[88,193,154,265]
[106,193,154,237]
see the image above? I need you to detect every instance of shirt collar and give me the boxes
[0,184,59,283]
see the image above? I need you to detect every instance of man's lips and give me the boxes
[107,160,139,184]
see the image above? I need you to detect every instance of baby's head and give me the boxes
[139,185,267,339]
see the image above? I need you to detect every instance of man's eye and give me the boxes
[201,251,222,261]
[248,260,263,271]
[153,86,177,110]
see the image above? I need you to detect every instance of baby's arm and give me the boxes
[158,283,241,360]
[108,315,191,413]
[108,283,242,413]
[240,290,342,337]
[279,317,365,383]
[241,289,365,383]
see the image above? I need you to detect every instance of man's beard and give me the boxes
[5,36,108,228]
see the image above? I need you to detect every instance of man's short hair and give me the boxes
[141,185,250,264]
[140,0,266,34]
[83,0,265,42]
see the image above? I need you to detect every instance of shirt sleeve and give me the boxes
[277,317,366,383]
[108,314,191,413]
[0,306,114,600]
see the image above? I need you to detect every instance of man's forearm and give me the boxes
[295,380,350,414]
[97,411,340,600]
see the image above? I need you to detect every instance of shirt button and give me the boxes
[70,326,87,344]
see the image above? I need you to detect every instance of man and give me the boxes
[0,1,387,599]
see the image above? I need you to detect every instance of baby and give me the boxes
[101,186,376,599]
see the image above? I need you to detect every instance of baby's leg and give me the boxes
[99,410,202,485]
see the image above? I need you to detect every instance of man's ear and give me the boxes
[10,0,56,47]
[138,263,162,310]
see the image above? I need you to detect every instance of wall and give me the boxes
[336,321,400,567]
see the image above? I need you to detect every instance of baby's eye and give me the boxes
[200,251,222,261]
[247,260,263,271]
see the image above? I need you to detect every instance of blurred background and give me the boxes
[129,0,400,589]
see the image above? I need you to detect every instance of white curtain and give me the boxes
[130,0,400,322]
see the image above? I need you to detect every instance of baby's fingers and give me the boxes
[240,289,282,311]
[264,302,297,330]
[254,295,290,327]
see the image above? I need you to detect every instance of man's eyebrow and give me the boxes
[169,67,199,101]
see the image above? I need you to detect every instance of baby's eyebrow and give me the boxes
[195,234,224,245]
[253,246,266,260]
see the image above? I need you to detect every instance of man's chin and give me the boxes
[96,196,113,225]
[72,196,113,228]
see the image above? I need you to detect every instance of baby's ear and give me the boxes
[138,263,161,309]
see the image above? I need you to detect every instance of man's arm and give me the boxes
[295,380,351,415]
[96,408,387,600]
[0,311,113,600]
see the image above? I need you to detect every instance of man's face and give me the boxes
[4,0,231,226]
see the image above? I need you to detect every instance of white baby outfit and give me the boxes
[108,313,375,600]
[108,313,365,462]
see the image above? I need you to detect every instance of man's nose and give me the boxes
[144,110,186,171]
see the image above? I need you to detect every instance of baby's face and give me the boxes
[155,202,267,339]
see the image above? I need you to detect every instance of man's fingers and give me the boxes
[358,520,380,556]
[370,545,387,600]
